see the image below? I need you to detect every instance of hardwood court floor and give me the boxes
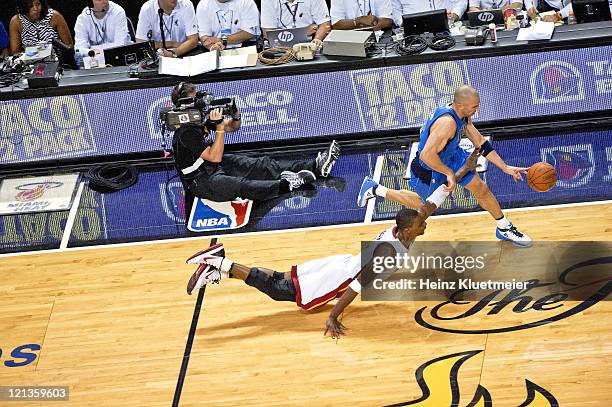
[1,203,610,406]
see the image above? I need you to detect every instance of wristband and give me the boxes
[480,140,495,157]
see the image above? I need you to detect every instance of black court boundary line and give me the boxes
[173,237,217,407]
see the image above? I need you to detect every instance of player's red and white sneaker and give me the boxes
[186,264,222,295]
[186,243,226,268]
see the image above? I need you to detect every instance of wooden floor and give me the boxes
[1,203,610,406]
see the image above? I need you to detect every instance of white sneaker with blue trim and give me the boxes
[496,223,532,247]
[357,176,378,207]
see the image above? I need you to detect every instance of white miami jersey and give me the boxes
[291,225,411,310]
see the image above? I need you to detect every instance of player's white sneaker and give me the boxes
[186,264,221,295]
[357,176,378,207]
[496,224,532,247]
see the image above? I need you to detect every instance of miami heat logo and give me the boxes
[14,182,62,202]
[386,350,558,406]
[541,144,594,188]
[530,61,584,104]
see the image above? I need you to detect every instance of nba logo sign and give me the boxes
[188,198,252,232]
[278,31,294,42]
[530,61,585,104]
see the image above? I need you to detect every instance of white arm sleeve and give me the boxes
[349,278,362,293]
[426,184,450,207]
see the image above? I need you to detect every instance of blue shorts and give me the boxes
[409,148,476,201]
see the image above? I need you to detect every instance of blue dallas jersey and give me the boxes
[417,104,466,170]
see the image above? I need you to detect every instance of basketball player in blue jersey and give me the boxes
[359,85,532,247]
[184,149,481,338]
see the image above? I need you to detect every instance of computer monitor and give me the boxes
[103,42,155,66]
[467,9,505,27]
[571,0,611,23]
[402,9,449,36]
[266,27,310,47]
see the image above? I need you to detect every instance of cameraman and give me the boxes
[171,82,340,204]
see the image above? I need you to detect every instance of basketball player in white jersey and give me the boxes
[185,148,481,338]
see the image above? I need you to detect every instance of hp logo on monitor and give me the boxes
[478,12,495,22]
[278,31,295,42]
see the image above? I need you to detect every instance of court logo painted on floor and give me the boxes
[414,248,612,334]
[385,350,558,406]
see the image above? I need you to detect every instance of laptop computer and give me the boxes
[402,9,449,36]
[103,42,155,66]
[266,27,310,47]
[467,10,505,27]
[571,0,611,23]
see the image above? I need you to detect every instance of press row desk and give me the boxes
[1,21,611,101]
[0,21,611,166]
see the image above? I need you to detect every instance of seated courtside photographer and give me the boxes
[167,82,341,205]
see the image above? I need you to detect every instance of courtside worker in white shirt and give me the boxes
[196,0,259,51]
[260,0,332,44]
[135,0,198,57]
[74,0,129,57]
[331,0,393,31]
[392,0,467,25]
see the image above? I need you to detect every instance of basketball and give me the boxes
[527,162,557,192]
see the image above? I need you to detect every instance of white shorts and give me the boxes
[291,254,360,310]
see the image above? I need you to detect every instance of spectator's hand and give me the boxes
[203,36,222,50]
[356,15,378,27]
[527,7,538,18]
[157,48,175,58]
[306,24,318,36]
[447,12,460,21]
[542,13,560,22]
[311,38,322,50]
[209,42,225,51]
[503,165,529,181]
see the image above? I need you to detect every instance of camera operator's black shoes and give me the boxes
[316,140,340,178]
[281,170,316,191]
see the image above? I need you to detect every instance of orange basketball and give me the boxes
[527,162,557,192]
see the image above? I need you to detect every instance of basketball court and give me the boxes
[1,199,610,406]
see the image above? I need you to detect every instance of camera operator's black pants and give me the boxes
[190,154,316,202]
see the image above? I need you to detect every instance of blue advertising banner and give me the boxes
[0,129,610,254]
[373,129,612,220]
[1,46,611,164]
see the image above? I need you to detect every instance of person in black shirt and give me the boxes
[172,82,340,204]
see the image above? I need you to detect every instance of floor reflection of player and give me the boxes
[184,149,481,338]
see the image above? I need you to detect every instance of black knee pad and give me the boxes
[245,268,297,302]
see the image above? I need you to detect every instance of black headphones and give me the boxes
[88,0,107,13]
[172,81,187,106]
